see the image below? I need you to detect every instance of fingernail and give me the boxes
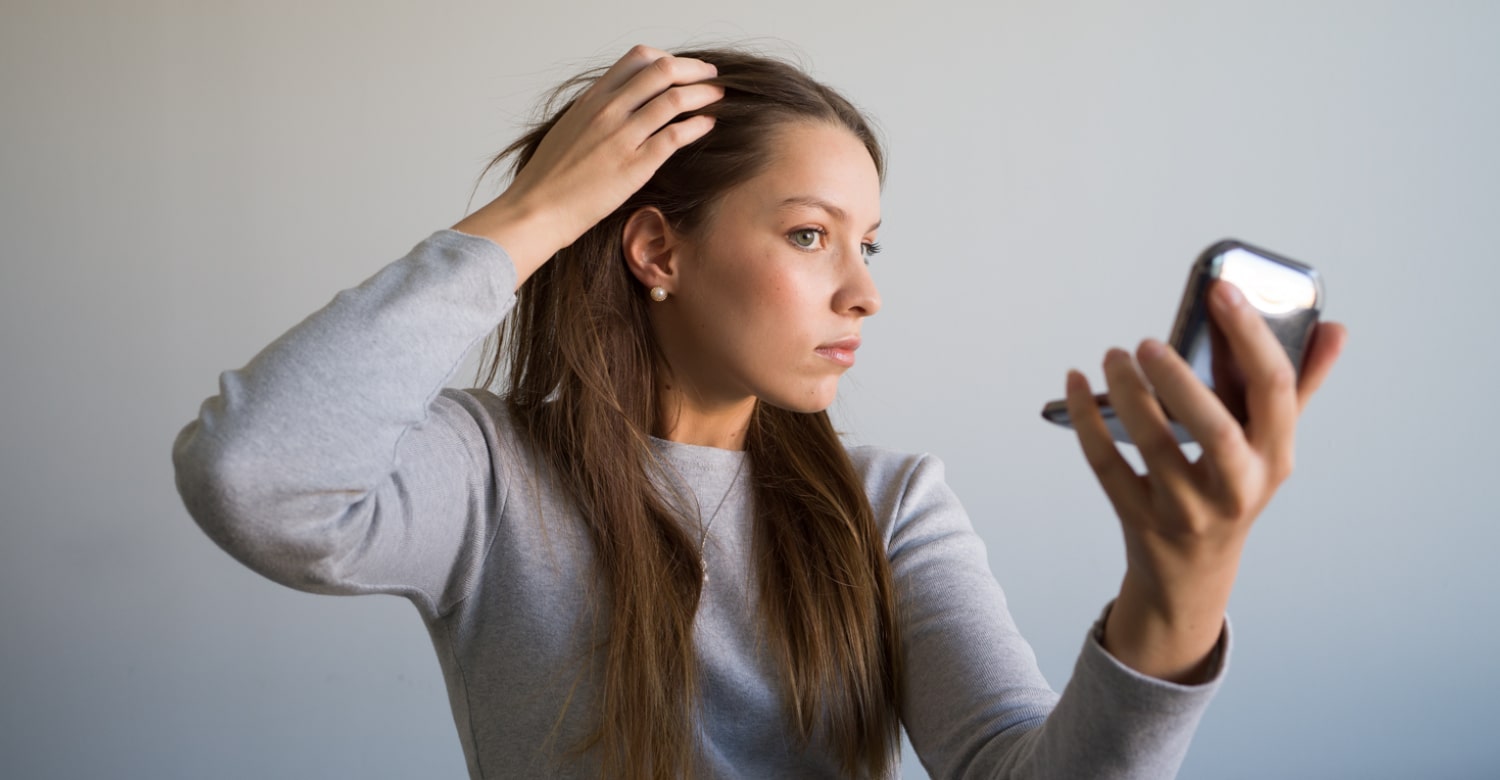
[1139,339,1166,361]
[1104,348,1128,368]
[1067,369,1086,393]
[1216,281,1243,309]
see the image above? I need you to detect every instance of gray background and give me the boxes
[3,1,1496,778]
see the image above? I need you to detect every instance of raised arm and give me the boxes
[893,284,1346,777]
[884,452,1222,779]
[171,230,521,620]
[172,46,724,620]
[1064,281,1346,682]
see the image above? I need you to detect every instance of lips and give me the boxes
[814,336,861,367]
[817,336,862,351]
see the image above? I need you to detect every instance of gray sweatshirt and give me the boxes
[172,228,1226,779]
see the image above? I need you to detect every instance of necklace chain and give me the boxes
[698,455,748,585]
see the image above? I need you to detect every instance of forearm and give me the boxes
[450,195,564,291]
[1103,548,1240,684]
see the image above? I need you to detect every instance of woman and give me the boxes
[173,45,1346,779]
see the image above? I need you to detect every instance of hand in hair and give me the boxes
[1062,279,1348,683]
[451,45,723,288]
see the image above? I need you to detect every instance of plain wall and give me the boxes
[3,1,1496,777]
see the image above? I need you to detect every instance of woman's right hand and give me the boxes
[452,45,723,288]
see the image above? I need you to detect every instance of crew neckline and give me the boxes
[649,435,748,476]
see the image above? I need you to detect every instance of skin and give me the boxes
[1072,288,1347,682]
[618,121,883,449]
[450,44,1349,684]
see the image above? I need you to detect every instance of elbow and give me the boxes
[171,419,346,586]
[172,417,258,539]
[173,419,226,521]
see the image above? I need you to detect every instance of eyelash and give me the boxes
[789,228,882,264]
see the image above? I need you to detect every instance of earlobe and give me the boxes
[621,207,679,293]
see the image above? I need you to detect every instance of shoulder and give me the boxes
[844,443,959,545]
[422,386,512,448]
[426,387,543,482]
[845,443,939,499]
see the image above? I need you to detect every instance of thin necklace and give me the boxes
[698,455,748,585]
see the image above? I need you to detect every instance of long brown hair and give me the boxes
[473,47,902,779]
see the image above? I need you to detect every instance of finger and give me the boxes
[638,114,718,167]
[613,53,720,115]
[1102,347,1193,478]
[1064,369,1148,509]
[1135,338,1254,476]
[1294,321,1348,413]
[1208,280,1298,454]
[628,83,726,147]
[585,44,675,101]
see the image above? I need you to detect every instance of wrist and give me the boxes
[1119,525,1246,619]
[450,195,566,289]
[1103,565,1236,684]
[1120,547,1239,623]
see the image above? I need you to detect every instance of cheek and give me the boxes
[708,250,801,323]
[739,266,814,337]
[693,244,826,370]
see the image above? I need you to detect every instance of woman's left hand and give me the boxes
[1064,279,1347,683]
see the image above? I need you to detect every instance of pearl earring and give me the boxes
[650,286,668,302]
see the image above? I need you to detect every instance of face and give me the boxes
[653,121,883,414]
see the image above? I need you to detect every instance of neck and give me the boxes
[653,378,755,451]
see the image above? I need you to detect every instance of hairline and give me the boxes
[681,117,881,240]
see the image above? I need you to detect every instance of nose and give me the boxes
[835,250,882,318]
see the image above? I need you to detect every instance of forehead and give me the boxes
[720,121,882,225]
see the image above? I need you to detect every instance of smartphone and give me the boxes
[1041,239,1323,445]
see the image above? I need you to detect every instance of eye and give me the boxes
[861,241,882,264]
[788,228,824,250]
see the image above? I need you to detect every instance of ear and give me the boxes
[621,207,683,294]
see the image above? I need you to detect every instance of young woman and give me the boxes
[173,45,1346,779]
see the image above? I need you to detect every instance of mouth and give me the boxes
[814,336,861,368]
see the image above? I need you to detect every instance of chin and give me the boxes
[757,384,840,415]
[769,399,835,415]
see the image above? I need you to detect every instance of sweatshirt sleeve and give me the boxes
[172,229,519,622]
[884,452,1226,779]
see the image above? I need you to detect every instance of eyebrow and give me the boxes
[775,196,882,232]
